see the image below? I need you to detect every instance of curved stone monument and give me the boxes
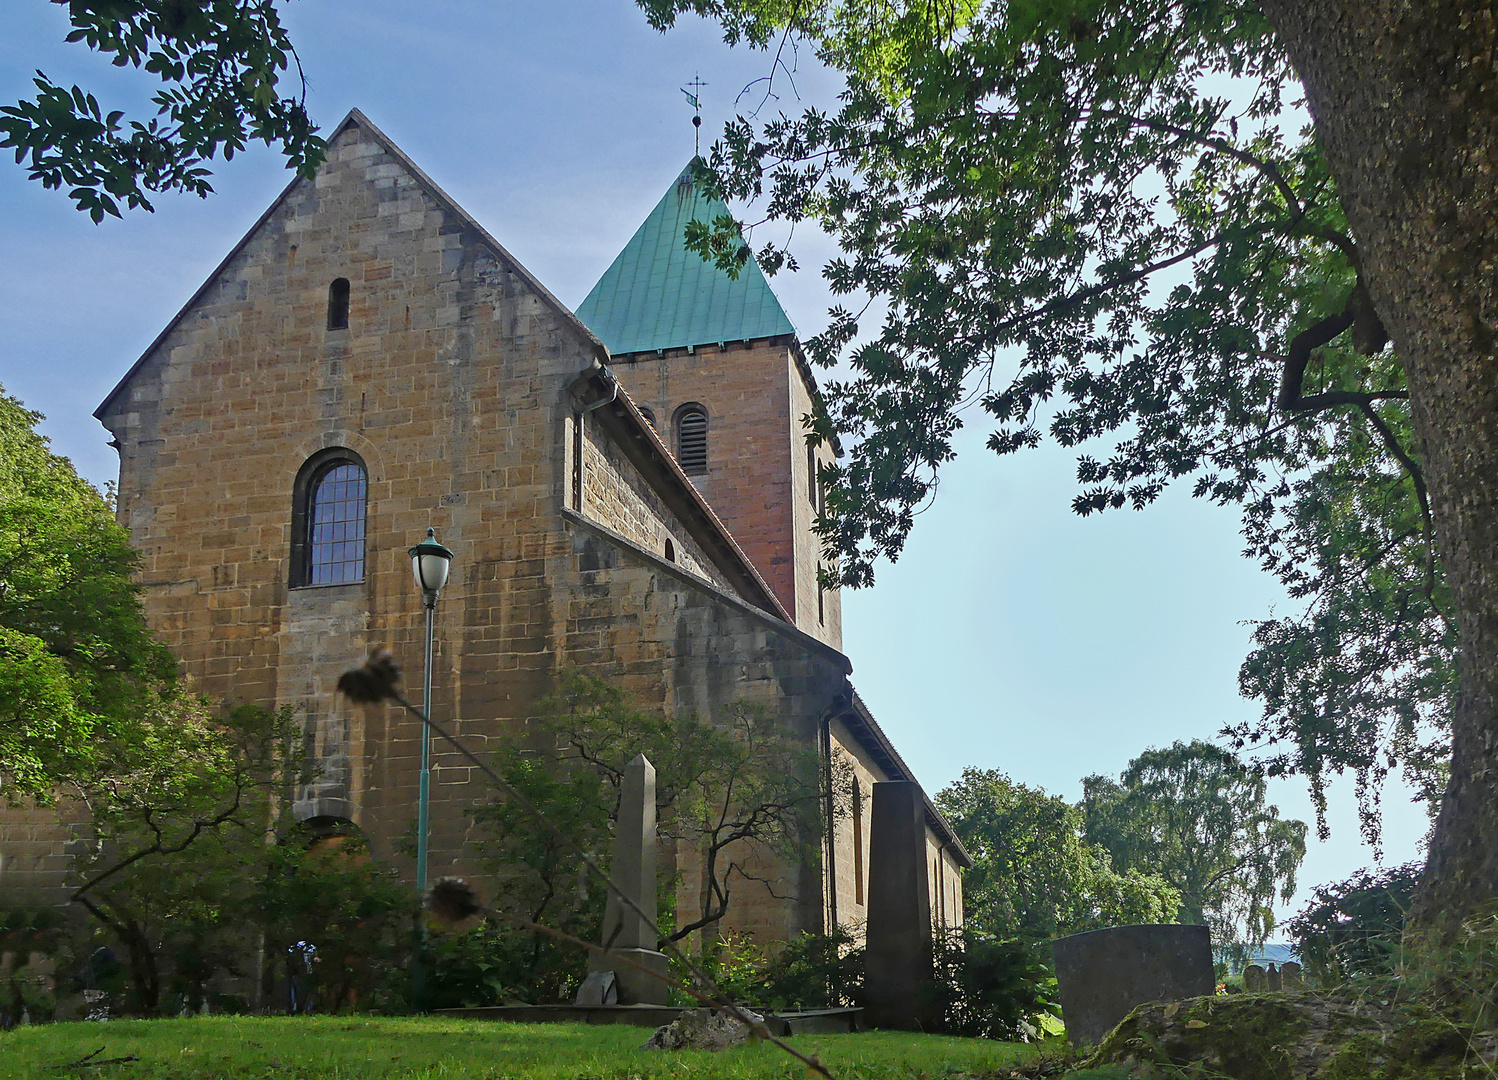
[1051,924,1214,1046]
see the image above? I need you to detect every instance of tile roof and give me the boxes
[575,160,795,355]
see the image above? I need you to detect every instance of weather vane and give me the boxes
[681,74,707,157]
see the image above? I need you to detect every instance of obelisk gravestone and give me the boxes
[585,753,671,1005]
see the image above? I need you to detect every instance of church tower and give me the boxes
[576,163,841,648]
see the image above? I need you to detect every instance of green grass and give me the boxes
[0,1015,1045,1079]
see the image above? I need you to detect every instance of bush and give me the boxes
[1287,861,1421,983]
[678,926,1058,1042]
[666,930,863,1010]
[927,929,1060,1041]
[258,829,416,1014]
[425,921,590,1008]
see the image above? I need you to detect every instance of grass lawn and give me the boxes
[0,1016,1049,1079]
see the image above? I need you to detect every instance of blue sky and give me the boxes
[0,1,1428,924]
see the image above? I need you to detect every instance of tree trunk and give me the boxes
[1257,0,1498,933]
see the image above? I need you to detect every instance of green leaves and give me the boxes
[671,0,1445,838]
[1082,740,1308,956]
[937,767,1179,947]
[2,0,325,220]
[0,386,174,796]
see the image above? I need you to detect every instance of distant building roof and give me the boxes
[575,160,795,356]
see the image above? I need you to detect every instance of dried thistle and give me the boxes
[427,877,485,925]
[336,647,403,704]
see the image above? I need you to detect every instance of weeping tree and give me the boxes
[1082,741,1307,953]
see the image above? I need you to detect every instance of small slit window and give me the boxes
[291,450,368,587]
[327,278,350,330]
[664,538,676,563]
[807,445,818,507]
[675,404,708,476]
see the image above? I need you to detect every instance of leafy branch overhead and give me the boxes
[656,0,1450,838]
[1,0,324,222]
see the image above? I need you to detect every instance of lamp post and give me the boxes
[408,527,453,1008]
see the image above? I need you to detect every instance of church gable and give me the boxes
[96,108,606,433]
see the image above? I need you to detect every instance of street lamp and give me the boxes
[408,527,452,1008]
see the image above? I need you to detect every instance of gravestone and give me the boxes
[575,970,618,1006]
[1051,925,1215,1046]
[583,753,670,1005]
[1243,964,1267,992]
[864,781,938,1031]
[1281,961,1303,989]
[1266,963,1282,991]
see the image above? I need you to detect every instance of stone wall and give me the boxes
[825,717,964,942]
[575,409,726,589]
[0,807,73,904]
[612,341,842,649]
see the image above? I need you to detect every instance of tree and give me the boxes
[642,0,1498,933]
[1,0,323,222]
[937,767,1179,949]
[0,385,174,798]
[11,0,1491,936]
[476,672,834,956]
[64,699,305,1014]
[1082,740,1307,954]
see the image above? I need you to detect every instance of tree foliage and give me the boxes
[474,672,833,958]
[1,0,324,221]
[937,766,1179,948]
[1286,860,1420,984]
[1082,740,1307,953]
[64,699,412,1015]
[0,386,174,798]
[641,0,1451,841]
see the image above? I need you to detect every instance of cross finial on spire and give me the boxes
[682,74,707,156]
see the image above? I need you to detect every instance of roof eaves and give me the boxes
[840,688,973,867]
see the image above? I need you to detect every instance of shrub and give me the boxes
[1287,861,1421,983]
[425,922,588,1008]
[927,929,1060,1041]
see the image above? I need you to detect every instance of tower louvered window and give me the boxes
[675,405,709,476]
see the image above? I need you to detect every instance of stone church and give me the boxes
[4,110,966,944]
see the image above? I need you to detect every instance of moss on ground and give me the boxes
[1079,988,1498,1080]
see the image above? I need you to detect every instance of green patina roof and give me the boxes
[575,160,795,356]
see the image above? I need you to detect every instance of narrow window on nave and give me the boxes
[675,404,709,476]
[807,444,818,507]
[327,278,351,330]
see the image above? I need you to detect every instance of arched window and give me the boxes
[664,538,676,563]
[675,403,709,476]
[639,406,658,433]
[327,278,350,330]
[290,450,368,586]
